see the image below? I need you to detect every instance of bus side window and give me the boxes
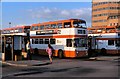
[35,39,39,44]
[50,39,55,44]
[108,40,114,46]
[31,26,35,31]
[66,39,72,47]
[45,24,51,29]
[32,39,35,44]
[39,39,43,44]
[40,25,44,30]
[51,24,57,29]
[35,26,39,30]
[116,40,120,46]
[19,28,22,33]
[45,39,49,44]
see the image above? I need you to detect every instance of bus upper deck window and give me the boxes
[57,23,62,28]
[19,28,22,33]
[45,24,51,29]
[73,24,78,27]
[64,22,71,28]
[31,27,35,31]
[35,26,39,30]
[73,21,79,27]
[40,25,44,30]
[51,24,57,29]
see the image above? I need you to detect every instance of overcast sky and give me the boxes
[2,2,92,29]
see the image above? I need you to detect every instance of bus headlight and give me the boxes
[76,51,79,54]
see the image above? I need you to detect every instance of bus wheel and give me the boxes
[100,48,107,56]
[58,50,64,59]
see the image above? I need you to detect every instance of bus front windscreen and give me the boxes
[73,20,86,28]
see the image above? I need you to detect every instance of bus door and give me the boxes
[66,39,72,57]
[88,36,97,57]
[88,36,97,50]
[88,36,92,49]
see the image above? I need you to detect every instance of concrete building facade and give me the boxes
[92,0,120,27]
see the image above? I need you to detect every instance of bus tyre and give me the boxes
[58,50,64,59]
[101,48,107,56]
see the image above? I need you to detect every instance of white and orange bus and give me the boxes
[1,26,30,53]
[88,26,120,55]
[30,19,88,58]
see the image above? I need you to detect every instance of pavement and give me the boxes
[1,55,51,67]
[2,60,50,67]
[1,55,120,67]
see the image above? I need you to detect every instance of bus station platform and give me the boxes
[2,55,51,67]
[2,55,119,67]
[2,60,50,67]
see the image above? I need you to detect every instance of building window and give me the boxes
[93,20,107,23]
[110,23,112,26]
[116,23,118,26]
[108,40,114,45]
[113,23,116,26]
[93,13,109,17]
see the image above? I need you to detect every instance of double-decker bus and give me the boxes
[30,19,88,58]
[88,26,120,55]
[1,26,30,53]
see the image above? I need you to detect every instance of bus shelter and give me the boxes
[2,35,23,61]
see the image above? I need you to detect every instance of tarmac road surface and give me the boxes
[1,55,119,79]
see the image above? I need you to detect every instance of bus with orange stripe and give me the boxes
[88,26,120,56]
[30,19,88,58]
[2,26,30,53]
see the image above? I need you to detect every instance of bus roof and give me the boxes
[3,26,30,30]
[32,19,86,26]
[87,26,117,30]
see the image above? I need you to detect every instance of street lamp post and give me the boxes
[9,22,11,28]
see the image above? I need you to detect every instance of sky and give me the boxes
[1,1,92,29]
